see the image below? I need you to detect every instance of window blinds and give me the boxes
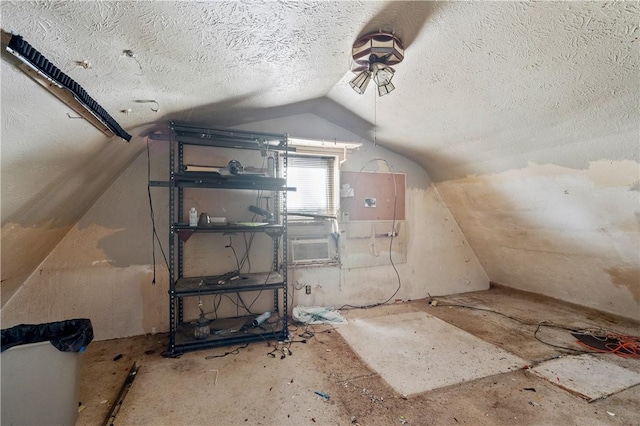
[286,154,335,216]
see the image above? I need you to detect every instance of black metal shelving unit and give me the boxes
[160,123,293,356]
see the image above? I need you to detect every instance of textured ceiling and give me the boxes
[1,0,638,221]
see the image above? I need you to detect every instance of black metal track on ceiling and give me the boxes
[6,34,131,142]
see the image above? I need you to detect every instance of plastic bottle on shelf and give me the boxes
[252,311,271,327]
[189,207,198,227]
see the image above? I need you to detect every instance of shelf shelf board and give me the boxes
[174,271,285,296]
[174,223,283,233]
[175,224,283,241]
[173,173,289,190]
[174,316,287,351]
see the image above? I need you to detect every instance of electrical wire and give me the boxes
[253,318,292,359]
[221,235,274,315]
[202,305,290,360]
[146,137,170,283]
[204,343,248,359]
[266,339,292,359]
[242,232,253,272]
[203,294,222,320]
[573,331,640,359]
[246,270,274,312]
[220,293,251,316]
[225,236,241,273]
[533,324,587,353]
[430,300,638,355]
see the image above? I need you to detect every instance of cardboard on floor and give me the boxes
[336,311,527,395]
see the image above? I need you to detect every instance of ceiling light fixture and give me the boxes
[350,31,404,97]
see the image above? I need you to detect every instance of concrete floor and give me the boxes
[76,287,640,425]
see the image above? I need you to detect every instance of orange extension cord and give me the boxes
[575,332,640,359]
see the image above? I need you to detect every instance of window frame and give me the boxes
[285,152,338,221]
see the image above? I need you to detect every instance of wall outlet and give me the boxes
[342,211,350,222]
[305,285,311,295]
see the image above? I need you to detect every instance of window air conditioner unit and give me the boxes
[291,239,331,263]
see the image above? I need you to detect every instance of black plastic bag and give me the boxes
[1,318,93,352]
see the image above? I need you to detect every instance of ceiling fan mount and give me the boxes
[351,31,404,70]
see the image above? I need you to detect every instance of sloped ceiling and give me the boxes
[1,1,638,309]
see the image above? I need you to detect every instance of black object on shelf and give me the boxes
[163,123,291,356]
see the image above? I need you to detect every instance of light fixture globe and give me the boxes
[377,81,395,97]
[371,62,395,86]
[349,70,372,94]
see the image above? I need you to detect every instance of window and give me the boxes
[286,154,336,219]
[283,139,360,266]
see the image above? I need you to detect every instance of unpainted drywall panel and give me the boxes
[436,161,640,321]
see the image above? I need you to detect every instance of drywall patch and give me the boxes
[606,267,640,302]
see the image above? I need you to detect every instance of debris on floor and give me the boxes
[293,306,347,324]
[314,390,330,401]
[103,362,140,426]
[362,388,384,404]
[209,369,218,385]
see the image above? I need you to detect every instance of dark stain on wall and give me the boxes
[606,266,640,302]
